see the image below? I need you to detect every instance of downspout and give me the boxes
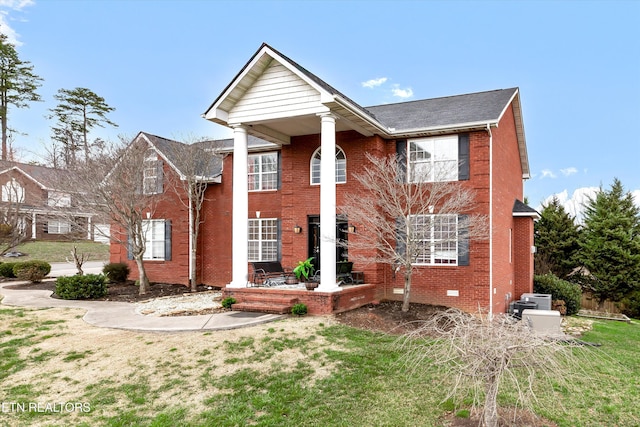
[188,191,194,287]
[487,123,494,318]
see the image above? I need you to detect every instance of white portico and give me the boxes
[203,43,388,292]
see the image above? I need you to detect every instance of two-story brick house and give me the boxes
[0,161,99,243]
[110,43,538,315]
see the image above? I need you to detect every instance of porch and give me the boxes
[222,283,377,315]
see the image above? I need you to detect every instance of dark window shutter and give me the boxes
[277,151,282,190]
[127,235,133,260]
[163,220,172,261]
[396,140,407,182]
[458,214,469,266]
[396,217,407,257]
[277,219,282,261]
[458,134,470,181]
[156,161,164,193]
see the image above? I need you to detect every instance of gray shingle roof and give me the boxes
[513,199,540,217]
[140,133,223,181]
[365,88,518,131]
[0,160,71,190]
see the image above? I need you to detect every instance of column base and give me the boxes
[316,283,342,293]
[226,281,248,289]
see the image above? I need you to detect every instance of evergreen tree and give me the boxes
[49,87,117,165]
[577,179,640,308]
[0,33,43,160]
[534,196,581,278]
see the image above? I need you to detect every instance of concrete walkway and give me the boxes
[0,280,286,332]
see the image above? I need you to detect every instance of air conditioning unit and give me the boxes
[520,293,552,311]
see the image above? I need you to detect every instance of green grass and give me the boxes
[0,306,639,426]
[11,241,110,263]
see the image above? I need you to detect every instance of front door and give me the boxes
[307,215,348,272]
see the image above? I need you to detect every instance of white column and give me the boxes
[228,125,249,288]
[87,216,92,240]
[317,113,340,292]
[31,212,36,239]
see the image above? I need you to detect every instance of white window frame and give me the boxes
[2,179,25,203]
[410,214,458,265]
[48,191,71,207]
[248,218,278,262]
[47,220,71,234]
[310,146,347,185]
[248,152,278,192]
[408,135,458,183]
[143,151,162,195]
[142,219,166,260]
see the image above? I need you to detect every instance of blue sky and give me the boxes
[2,0,639,214]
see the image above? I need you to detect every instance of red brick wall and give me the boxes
[514,216,534,299]
[110,161,191,286]
[490,104,527,314]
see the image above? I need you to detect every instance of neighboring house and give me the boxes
[0,160,101,242]
[111,43,538,315]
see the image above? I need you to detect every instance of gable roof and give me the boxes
[0,160,71,191]
[137,132,223,182]
[204,43,530,178]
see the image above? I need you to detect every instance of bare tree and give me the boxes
[340,153,488,312]
[0,177,29,255]
[161,136,223,291]
[56,137,163,294]
[400,309,589,427]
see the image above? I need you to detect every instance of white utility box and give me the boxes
[521,309,562,335]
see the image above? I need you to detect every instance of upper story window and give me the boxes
[248,152,278,191]
[409,135,458,183]
[143,151,163,195]
[411,214,458,265]
[310,146,346,185]
[2,178,24,203]
[48,191,71,207]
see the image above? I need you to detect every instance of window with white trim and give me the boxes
[47,220,71,234]
[248,218,278,262]
[143,151,163,195]
[248,152,278,191]
[411,214,458,265]
[2,179,24,202]
[408,135,458,182]
[143,219,166,260]
[310,146,346,184]
[48,191,71,207]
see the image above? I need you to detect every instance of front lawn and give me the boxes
[8,241,109,263]
[0,305,638,427]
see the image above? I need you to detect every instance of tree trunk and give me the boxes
[1,106,7,161]
[402,270,412,312]
[71,245,84,276]
[134,256,150,295]
[483,372,500,427]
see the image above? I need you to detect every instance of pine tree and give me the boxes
[534,196,581,278]
[49,87,117,166]
[578,179,640,307]
[0,34,43,160]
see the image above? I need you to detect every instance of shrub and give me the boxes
[221,297,236,309]
[0,262,17,278]
[534,274,582,315]
[55,274,107,300]
[102,262,130,282]
[13,261,52,283]
[291,303,308,316]
[619,290,640,319]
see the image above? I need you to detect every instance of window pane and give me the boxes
[311,146,347,184]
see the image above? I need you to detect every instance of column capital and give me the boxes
[316,112,338,122]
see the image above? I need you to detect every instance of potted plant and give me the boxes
[293,257,317,289]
